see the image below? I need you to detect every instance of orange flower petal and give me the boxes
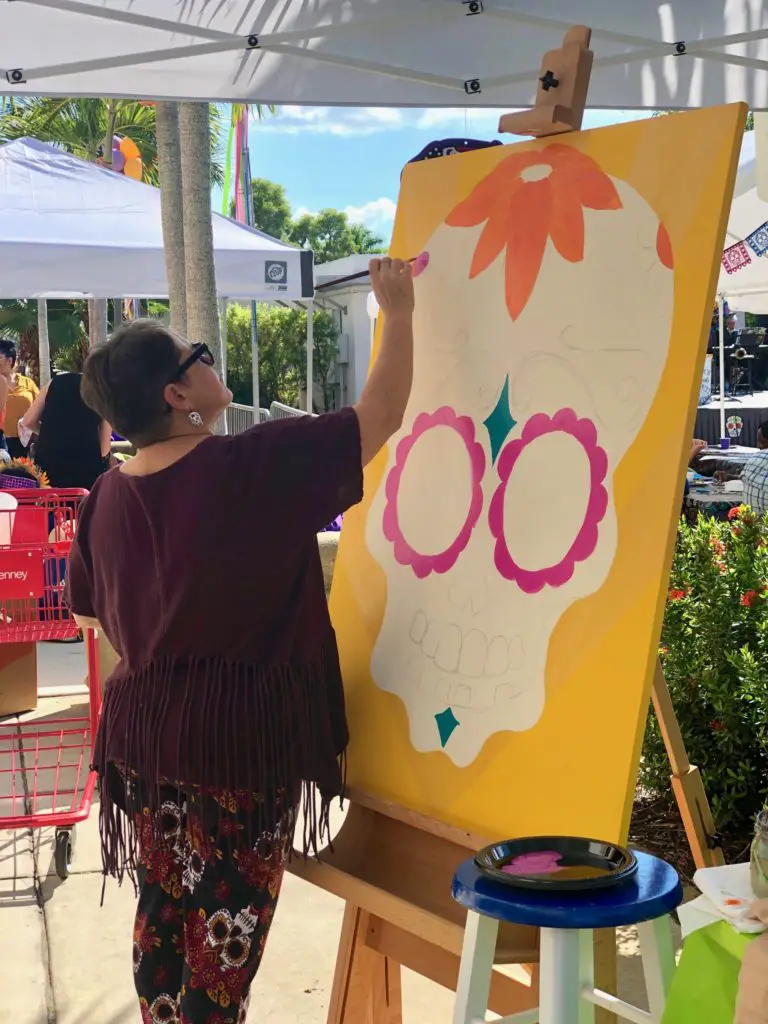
[656,222,674,269]
[446,150,547,228]
[504,179,552,320]
[549,185,585,263]
[469,180,525,278]
[548,145,622,211]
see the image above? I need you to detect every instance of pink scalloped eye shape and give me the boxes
[382,407,485,578]
[412,251,430,277]
[488,409,608,594]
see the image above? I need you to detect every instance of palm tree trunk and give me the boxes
[155,102,187,335]
[89,298,108,349]
[37,299,50,386]
[179,103,223,431]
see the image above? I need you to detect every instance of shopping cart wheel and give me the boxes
[54,827,75,880]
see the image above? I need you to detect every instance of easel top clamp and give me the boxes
[289,27,722,1024]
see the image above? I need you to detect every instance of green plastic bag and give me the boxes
[663,921,756,1024]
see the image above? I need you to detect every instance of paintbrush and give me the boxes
[315,255,415,291]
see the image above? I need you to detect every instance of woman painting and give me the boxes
[20,372,113,490]
[65,258,414,1022]
[0,340,37,458]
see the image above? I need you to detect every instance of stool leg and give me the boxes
[453,911,499,1024]
[540,928,594,1024]
[637,917,676,1023]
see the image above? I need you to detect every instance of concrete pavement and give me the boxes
[1,656,669,1023]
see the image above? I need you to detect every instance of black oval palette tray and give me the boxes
[475,836,638,892]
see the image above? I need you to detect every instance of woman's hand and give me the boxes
[689,438,707,463]
[369,258,414,319]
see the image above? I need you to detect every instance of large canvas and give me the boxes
[331,105,744,844]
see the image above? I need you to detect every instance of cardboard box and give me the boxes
[0,642,37,716]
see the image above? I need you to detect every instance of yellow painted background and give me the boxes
[330,104,745,845]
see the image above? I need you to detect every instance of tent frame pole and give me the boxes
[306,300,314,414]
[718,295,727,440]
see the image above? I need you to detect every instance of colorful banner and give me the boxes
[722,219,768,272]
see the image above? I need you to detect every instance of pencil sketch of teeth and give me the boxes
[495,682,526,704]
[458,630,486,676]
[435,625,462,671]
[409,611,428,643]
[451,683,473,708]
[508,636,525,670]
[485,636,508,676]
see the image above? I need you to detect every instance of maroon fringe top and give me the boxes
[65,407,363,882]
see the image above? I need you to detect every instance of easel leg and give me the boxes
[593,929,618,1024]
[327,903,403,1024]
[651,660,724,869]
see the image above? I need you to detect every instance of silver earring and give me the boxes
[188,411,203,428]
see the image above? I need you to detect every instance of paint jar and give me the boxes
[750,810,768,898]
[720,437,731,450]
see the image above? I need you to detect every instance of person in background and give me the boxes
[0,339,38,458]
[715,420,768,515]
[20,372,113,490]
[64,258,415,1023]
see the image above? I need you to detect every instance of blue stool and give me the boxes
[451,850,683,1024]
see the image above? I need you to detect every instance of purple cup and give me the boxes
[720,437,731,450]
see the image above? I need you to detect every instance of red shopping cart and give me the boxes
[0,489,102,879]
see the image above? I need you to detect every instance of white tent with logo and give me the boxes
[717,130,768,314]
[1,2,768,110]
[0,137,313,300]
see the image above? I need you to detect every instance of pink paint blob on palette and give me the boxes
[502,851,563,876]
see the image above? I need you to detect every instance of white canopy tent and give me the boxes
[717,130,768,314]
[2,2,768,110]
[712,131,768,437]
[0,137,313,300]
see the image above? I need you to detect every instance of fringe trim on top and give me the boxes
[93,637,348,889]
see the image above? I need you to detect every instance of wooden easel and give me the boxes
[289,27,724,1023]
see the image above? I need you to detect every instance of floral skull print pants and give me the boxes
[132,782,295,1024]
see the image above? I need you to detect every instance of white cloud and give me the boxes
[255,105,405,136]
[344,197,397,240]
[294,197,396,242]
[254,104,650,138]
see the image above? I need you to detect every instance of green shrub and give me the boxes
[641,507,768,833]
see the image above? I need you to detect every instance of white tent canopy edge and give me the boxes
[3,1,768,110]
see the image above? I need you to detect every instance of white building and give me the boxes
[314,255,374,409]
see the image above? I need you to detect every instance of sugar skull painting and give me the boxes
[331,106,744,844]
[366,142,675,766]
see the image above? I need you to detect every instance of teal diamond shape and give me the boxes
[483,375,517,464]
[435,707,460,748]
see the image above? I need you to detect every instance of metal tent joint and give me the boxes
[462,0,482,15]
[246,34,259,49]
[464,78,481,94]
[6,69,25,83]
[673,40,687,56]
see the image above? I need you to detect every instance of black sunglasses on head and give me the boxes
[170,343,215,382]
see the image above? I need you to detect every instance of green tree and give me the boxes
[232,178,293,239]
[289,208,383,263]
[0,97,225,186]
[0,299,87,378]
[225,303,338,410]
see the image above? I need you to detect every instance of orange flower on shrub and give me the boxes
[741,590,760,607]
[728,506,742,521]
[668,588,687,601]
[445,143,622,320]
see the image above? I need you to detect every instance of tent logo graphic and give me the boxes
[265,261,288,286]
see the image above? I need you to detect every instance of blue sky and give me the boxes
[224,106,649,244]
